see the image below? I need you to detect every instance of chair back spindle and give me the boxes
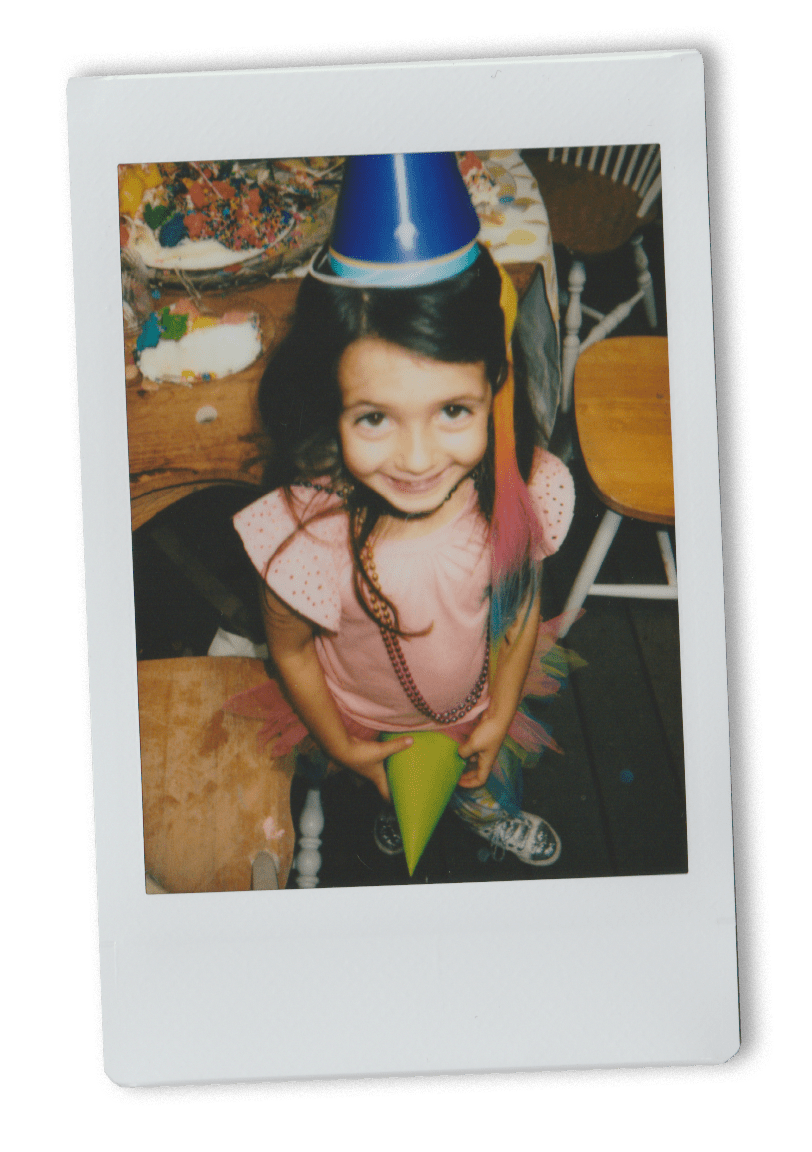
[522,144,663,412]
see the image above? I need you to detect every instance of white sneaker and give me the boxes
[474,811,561,866]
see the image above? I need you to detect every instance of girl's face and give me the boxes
[338,337,492,517]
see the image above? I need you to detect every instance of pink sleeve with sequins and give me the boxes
[528,449,576,558]
[232,488,346,633]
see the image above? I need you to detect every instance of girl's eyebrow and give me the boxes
[439,392,489,405]
[342,385,491,413]
[342,397,390,412]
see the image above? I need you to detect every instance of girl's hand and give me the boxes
[456,712,509,789]
[339,735,413,802]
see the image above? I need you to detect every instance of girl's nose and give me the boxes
[399,427,434,474]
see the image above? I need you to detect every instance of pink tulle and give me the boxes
[222,611,581,761]
[507,708,562,755]
[222,678,309,756]
[221,677,483,757]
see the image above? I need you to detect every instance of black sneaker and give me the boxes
[373,806,404,856]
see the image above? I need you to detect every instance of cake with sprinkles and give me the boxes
[119,159,342,275]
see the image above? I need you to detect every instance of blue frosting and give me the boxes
[159,212,188,248]
[136,311,162,353]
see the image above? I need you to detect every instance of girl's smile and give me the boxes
[338,337,492,518]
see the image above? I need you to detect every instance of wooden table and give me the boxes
[126,264,540,532]
[139,657,297,892]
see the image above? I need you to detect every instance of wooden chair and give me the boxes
[138,655,323,893]
[558,337,676,638]
[522,145,662,413]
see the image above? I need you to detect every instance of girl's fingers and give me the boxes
[384,736,414,758]
[457,752,496,788]
[366,762,391,802]
[354,736,412,766]
[458,770,487,788]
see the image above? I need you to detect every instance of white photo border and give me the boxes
[68,51,737,1086]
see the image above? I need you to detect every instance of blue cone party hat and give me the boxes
[310,153,481,288]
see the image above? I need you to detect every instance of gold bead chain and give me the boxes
[361,538,489,725]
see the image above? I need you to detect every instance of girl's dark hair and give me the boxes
[257,245,542,632]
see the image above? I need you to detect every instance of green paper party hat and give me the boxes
[382,731,467,875]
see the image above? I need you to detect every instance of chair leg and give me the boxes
[631,234,657,328]
[560,260,586,413]
[295,787,324,889]
[656,530,678,587]
[251,851,279,890]
[559,509,623,637]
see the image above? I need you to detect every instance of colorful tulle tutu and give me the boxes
[222,611,584,821]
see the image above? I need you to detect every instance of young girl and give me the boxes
[229,161,575,868]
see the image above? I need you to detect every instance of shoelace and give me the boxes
[488,817,531,853]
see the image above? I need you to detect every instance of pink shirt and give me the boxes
[233,450,574,733]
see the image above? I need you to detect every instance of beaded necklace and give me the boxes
[360,536,490,725]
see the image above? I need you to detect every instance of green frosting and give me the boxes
[160,307,188,341]
[143,202,171,230]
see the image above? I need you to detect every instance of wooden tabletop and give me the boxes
[139,656,296,892]
[574,336,674,524]
[127,263,540,531]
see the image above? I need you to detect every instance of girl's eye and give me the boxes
[357,411,388,429]
[442,404,471,420]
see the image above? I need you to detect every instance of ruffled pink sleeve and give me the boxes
[528,449,576,557]
[233,487,346,632]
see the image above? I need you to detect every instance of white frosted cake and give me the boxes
[136,299,262,384]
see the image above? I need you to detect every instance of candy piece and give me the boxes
[382,732,467,875]
[169,297,199,320]
[190,316,218,330]
[160,307,188,341]
[159,213,188,248]
[143,202,171,230]
[119,168,146,215]
[135,312,162,352]
[184,211,208,238]
[189,181,214,209]
[141,163,163,189]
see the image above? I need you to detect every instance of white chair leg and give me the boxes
[631,234,657,328]
[560,260,586,413]
[559,509,623,637]
[578,290,644,354]
[295,788,324,889]
[656,529,677,587]
[251,851,279,890]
